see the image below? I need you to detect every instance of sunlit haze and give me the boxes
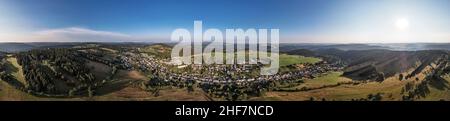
[395,18,410,31]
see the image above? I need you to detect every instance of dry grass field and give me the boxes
[251,66,437,101]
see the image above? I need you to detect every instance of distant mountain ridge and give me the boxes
[280,43,450,52]
[0,51,5,57]
[0,43,36,52]
[0,42,153,52]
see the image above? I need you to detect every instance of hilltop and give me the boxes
[137,43,173,59]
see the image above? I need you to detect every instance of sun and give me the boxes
[395,18,410,30]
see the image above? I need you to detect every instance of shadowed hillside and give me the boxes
[344,50,448,81]
[287,48,449,82]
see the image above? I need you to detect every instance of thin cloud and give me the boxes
[32,27,137,42]
[0,27,169,43]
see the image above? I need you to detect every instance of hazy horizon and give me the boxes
[2,41,450,45]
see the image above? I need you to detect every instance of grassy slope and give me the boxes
[5,57,27,86]
[253,69,431,101]
[85,60,112,81]
[0,81,39,101]
[298,71,352,88]
[419,74,450,101]
[1,57,63,100]
[279,54,321,67]
[139,44,171,59]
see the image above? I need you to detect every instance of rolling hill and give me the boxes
[0,43,36,52]
[138,43,172,59]
[0,42,85,52]
[287,48,449,81]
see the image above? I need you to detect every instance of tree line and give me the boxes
[17,48,96,96]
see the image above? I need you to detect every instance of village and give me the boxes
[118,49,344,85]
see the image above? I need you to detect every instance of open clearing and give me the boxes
[85,60,112,81]
[5,57,27,86]
[279,54,321,67]
[114,70,148,81]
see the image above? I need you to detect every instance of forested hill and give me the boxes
[287,48,449,81]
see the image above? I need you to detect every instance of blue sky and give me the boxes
[0,0,449,43]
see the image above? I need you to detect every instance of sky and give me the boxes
[0,0,449,43]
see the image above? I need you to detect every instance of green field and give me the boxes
[139,44,172,59]
[276,71,351,91]
[256,67,442,101]
[279,54,321,67]
[196,51,321,66]
[301,72,350,87]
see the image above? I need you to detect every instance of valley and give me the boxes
[1,43,449,101]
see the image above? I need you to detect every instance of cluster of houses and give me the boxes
[122,50,344,86]
[118,52,139,70]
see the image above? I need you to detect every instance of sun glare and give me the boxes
[395,18,410,30]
